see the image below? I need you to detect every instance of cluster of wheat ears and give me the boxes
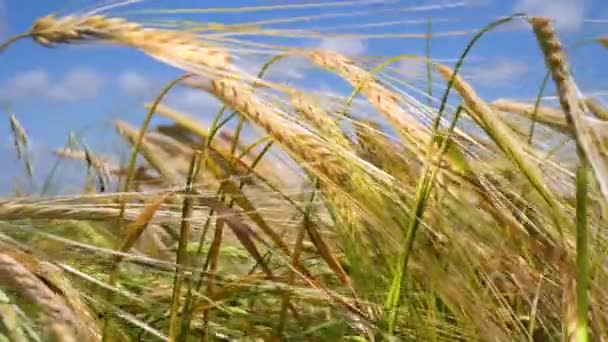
[1,2,608,341]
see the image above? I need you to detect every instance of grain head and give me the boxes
[30,15,231,74]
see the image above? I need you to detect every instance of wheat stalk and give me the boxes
[30,15,231,74]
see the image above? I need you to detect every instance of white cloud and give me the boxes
[47,68,103,102]
[0,67,104,103]
[465,0,492,5]
[318,37,366,56]
[0,0,7,40]
[179,89,220,109]
[397,59,427,79]
[160,88,226,132]
[4,69,50,98]
[118,71,152,97]
[514,0,586,32]
[468,59,528,86]
[0,0,8,40]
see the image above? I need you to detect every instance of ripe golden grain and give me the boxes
[114,120,183,187]
[491,98,569,134]
[355,119,418,184]
[195,77,350,185]
[197,76,409,267]
[0,253,79,338]
[302,50,430,157]
[288,90,353,149]
[30,15,231,74]
[436,64,567,241]
[584,97,608,121]
[529,16,608,206]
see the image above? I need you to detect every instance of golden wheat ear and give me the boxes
[491,99,570,134]
[529,17,608,205]
[288,89,353,149]
[30,14,232,74]
[0,253,79,338]
[302,50,430,158]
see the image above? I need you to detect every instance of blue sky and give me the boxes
[0,0,606,194]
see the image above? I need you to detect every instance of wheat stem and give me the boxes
[0,32,32,53]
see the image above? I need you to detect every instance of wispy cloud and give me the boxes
[318,37,367,56]
[177,88,221,109]
[0,67,104,103]
[397,58,427,79]
[0,0,6,40]
[468,58,528,86]
[47,68,104,102]
[465,0,493,5]
[161,88,228,131]
[118,71,153,98]
[514,0,587,32]
[236,54,309,81]
[233,37,367,82]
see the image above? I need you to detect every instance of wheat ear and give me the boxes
[355,119,419,185]
[197,77,407,270]
[436,64,568,240]
[583,98,608,121]
[288,90,353,149]
[0,253,78,338]
[0,200,190,226]
[302,50,430,157]
[528,17,588,134]
[529,16,596,342]
[529,15,608,211]
[114,120,183,187]
[30,15,231,73]
[192,78,349,184]
[491,99,569,134]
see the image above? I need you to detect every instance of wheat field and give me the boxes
[1,1,608,341]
